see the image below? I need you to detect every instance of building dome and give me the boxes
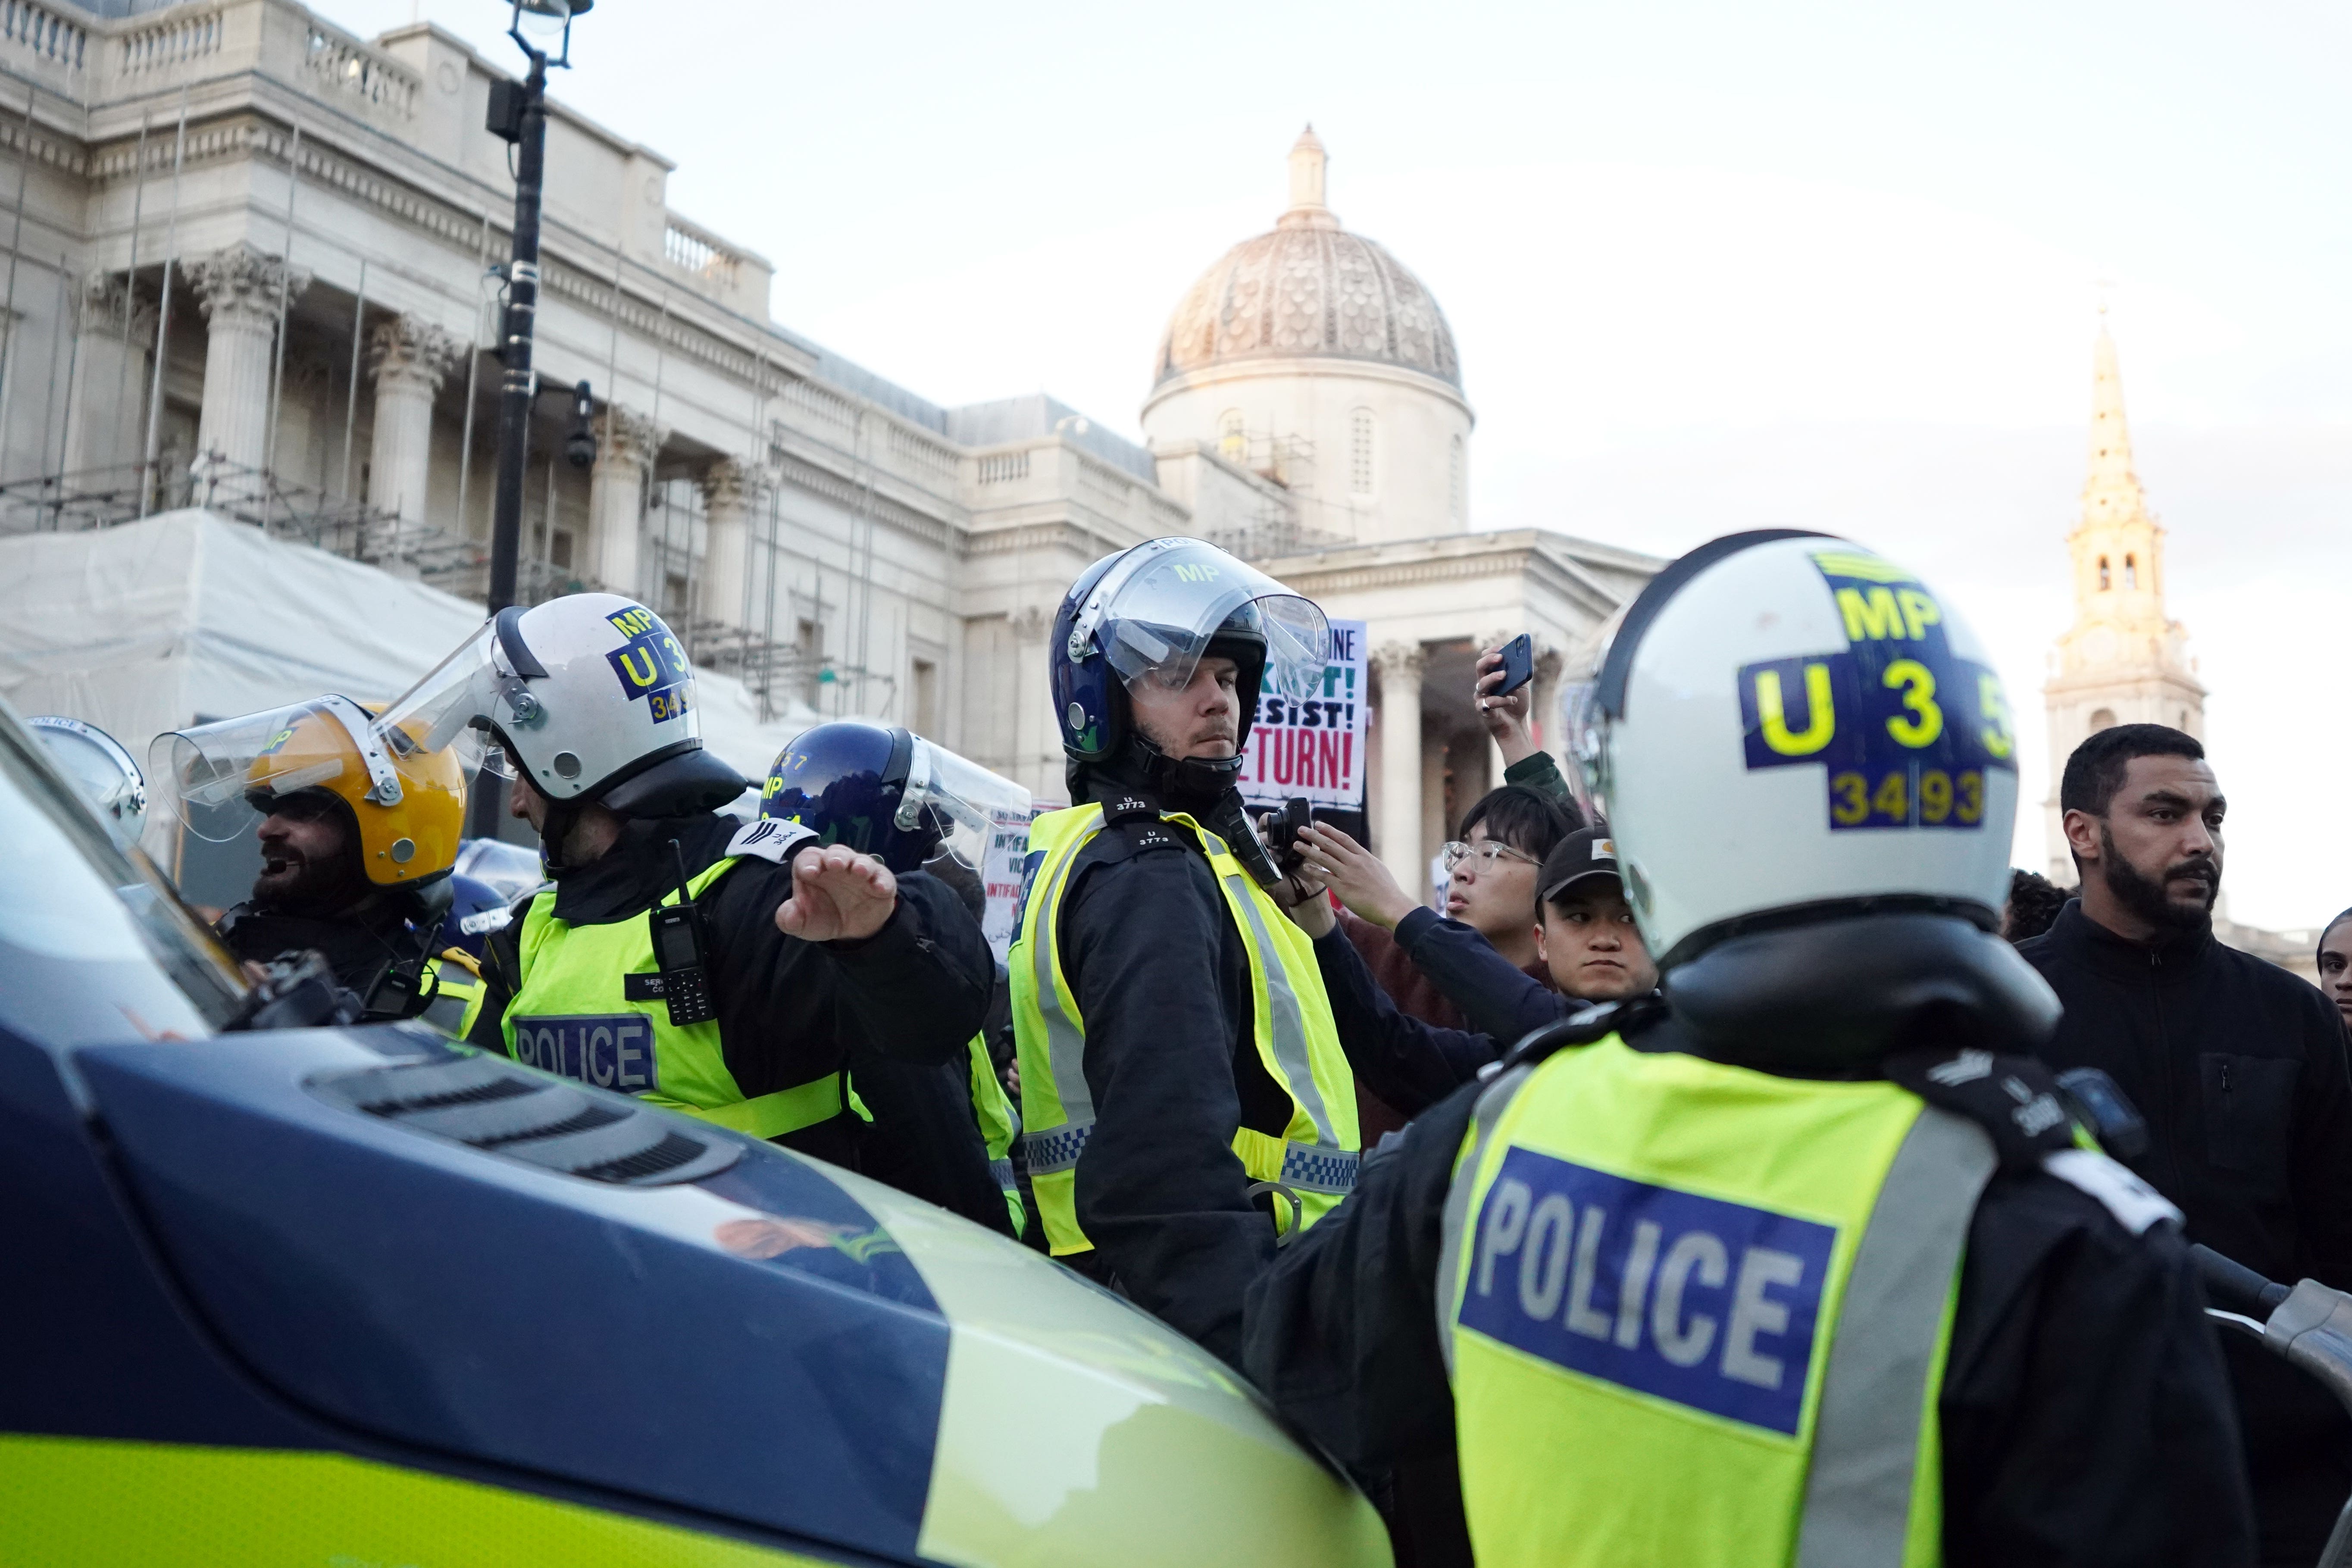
[1152,127,1461,392]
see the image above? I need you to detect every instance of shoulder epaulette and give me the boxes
[724,815,818,866]
[1100,793,1159,827]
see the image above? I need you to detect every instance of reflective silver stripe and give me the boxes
[1794,1105,1996,1568]
[1022,1116,1093,1174]
[1028,827,1098,1130]
[1221,871,1338,1147]
[1435,1064,1536,1378]
[989,1157,1017,1194]
[1280,1140,1359,1194]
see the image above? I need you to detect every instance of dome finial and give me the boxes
[1282,124,1336,230]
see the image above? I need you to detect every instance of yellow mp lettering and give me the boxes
[1836,586,1904,642]
[1172,563,1221,583]
[607,608,655,637]
[1897,590,1942,640]
[1756,664,1836,755]
[618,647,660,687]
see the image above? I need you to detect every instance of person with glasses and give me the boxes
[1284,822,1657,1118]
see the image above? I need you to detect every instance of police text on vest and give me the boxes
[1459,1149,1835,1435]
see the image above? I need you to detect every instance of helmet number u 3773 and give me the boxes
[1736,551,2017,832]
[603,605,693,725]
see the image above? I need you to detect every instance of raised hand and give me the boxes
[1296,822,1419,931]
[1476,645,1537,766]
[775,843,898,942]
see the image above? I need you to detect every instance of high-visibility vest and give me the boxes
[966,1035,1024,1237]
[1440,1034,1995,1568]
[1009,801,1361,1257]
[417,948,483,1037]
[500,857,851,1142]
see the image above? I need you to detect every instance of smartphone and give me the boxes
[1493,632,1535,697]
[1272,797,1314,875]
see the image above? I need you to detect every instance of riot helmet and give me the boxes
[1560,532,2052,1064]
[1051,537,1328,801]
[762,722,1030,874]
[146,696,466,892]
[28,716,147,851]
[376,595,747,825]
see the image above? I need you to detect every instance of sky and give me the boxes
[326,1,2352,931]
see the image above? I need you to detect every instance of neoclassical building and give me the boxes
[0,0,1652,893]
[1145,129,1658,887]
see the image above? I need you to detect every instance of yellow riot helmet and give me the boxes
[149,696,466,888]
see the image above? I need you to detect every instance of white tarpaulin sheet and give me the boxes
[0,510,820,798]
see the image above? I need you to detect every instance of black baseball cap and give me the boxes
[1539,826,1621,904]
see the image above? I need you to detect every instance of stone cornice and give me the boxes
[83,108,798,396]
[771,447,955,551]
[961,519,1133,561]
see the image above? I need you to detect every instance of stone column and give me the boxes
[187,244,309,477]
[1373,641,1426,897]
[697,456,767,627]
[587,404,664,597]
[66,274,156,479]
[1530,646,1566,755]
[366,314,464,526]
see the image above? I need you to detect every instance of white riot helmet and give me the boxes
[27,716,147,851]
[378,596,747,819]
[1564,531,2020,970]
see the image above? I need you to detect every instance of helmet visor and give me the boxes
[1076,538,1329,702]
[147,701,366,847]
[899,739,1032,870]
[373,620,516,778]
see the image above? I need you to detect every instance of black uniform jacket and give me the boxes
[2019,900,2352,1564]
[467,813,992,1173]
[1393,905,1573,1047]
[1244,1012,2258,1568]
[217,898,434,1008]
[1054,784,1301,1371]
[1313,926,1501,1118]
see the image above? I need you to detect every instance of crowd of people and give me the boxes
[63,526,2352,1568]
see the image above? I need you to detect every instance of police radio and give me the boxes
[649,839,716,1027]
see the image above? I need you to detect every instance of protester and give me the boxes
[1332,643,1581,1139]
[2020,722,2352,1566]
[2003,866,2070,943]
[2320,910,2352,1033]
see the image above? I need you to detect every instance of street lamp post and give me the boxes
[474,0,590,843]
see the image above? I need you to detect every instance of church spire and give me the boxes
[2081,313,2147,526]
[2040,313,2206,882]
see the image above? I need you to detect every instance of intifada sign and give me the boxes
[1241,619,1367,813]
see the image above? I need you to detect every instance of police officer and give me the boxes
[380,594,992,1167]
[1244,532,2256,1565]
[760,720,1028,1236]
[147,695,482,1030]
[1012,536,1360,1369]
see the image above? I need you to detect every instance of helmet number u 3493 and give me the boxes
[603,605,694,725]
[1737,552,2017,832]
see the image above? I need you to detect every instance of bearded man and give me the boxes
[2021,722,2352,1568]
